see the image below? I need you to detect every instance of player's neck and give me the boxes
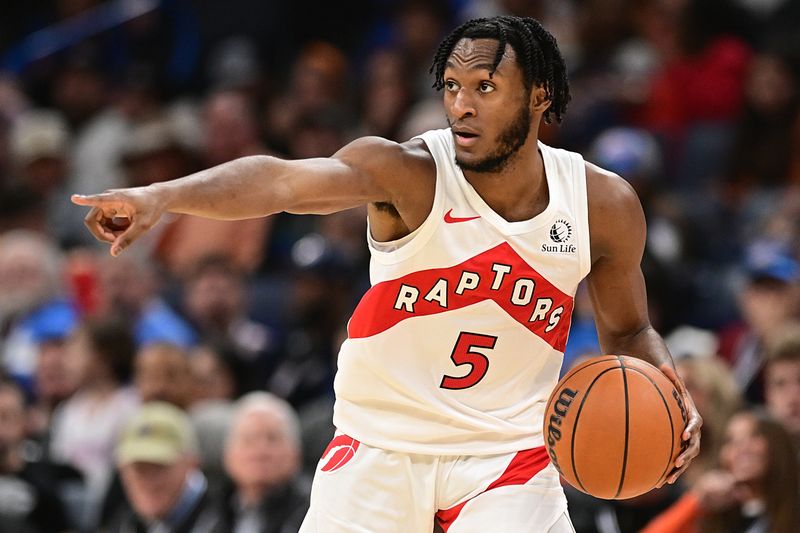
[463,135,548,222]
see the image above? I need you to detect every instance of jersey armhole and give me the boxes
[572,154,591,279]
[367,130,446,265]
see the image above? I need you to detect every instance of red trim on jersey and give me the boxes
[434,446,551,532]
[348,242,574,351]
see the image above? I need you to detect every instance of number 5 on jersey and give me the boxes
[440,332,497,390]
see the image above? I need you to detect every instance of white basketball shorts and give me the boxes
[298,433,573,532]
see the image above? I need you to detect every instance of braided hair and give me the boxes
[430,16,570,124]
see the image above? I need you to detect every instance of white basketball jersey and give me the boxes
[333,128,591,455]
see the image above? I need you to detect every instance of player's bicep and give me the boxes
[277,159,380,215]
[586,166,651,345]
[278,137,402,215]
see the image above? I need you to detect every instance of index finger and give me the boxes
[657,432,701,487]
[666,435,701,484]
[676,430,701,466]
[71,193,119,207]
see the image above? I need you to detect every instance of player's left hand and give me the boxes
[657,364,702,487]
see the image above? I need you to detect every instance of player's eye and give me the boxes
[479,82,495,93]
[445,80,459,91]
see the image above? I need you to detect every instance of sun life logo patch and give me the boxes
[549,219,572,243]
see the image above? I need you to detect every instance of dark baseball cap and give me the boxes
[746,253,798,284]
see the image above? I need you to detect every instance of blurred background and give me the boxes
[0,0,799,532]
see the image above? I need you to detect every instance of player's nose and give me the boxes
[451,88,476,119]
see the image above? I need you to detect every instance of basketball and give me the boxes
[543,355,688,500]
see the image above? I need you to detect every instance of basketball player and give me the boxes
[73,16,701,532]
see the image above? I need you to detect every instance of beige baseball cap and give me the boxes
[116,402,198,466]
[10,110,70,166]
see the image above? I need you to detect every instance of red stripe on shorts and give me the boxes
[435,446,550,532]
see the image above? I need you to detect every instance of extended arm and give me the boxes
[585,163,702,484]
[72,136,426,256]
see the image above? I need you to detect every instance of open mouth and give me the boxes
[454,131,480,147]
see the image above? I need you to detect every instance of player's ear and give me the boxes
[530,85,551,114]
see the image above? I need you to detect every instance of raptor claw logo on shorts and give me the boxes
[549,220,572,243]
[320,435,361,473]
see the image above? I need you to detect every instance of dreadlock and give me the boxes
[430,16,571,124]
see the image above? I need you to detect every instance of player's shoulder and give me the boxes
[336,135,433,168]
[334,135,435,183]
[584,161,646,260]
[584,161,640,213]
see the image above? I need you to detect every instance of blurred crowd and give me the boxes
[0,0,799,532]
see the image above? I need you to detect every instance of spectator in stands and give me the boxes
[189,340,246,406]
[356,48,413,141]
[641,408,800,533]
[0,230,73,391]
[718,249,799,402]
[633,0,752,145]
[7,109,77,246]
[51,48,109,132]
[726,51,799,192]
[182,255,276,392]
[764,324,800,451]
[134,342,193,409]
[0,378,72,532]
[27,306,79,448]
[96,252,196,349]
[393,0,451,97]
[285,111,348,161]
[49,316,139,528]
[107,402,221,532]
[218,392,308,533]
[119,115,197,189]
[265,235,349,407]
[100,347,228,530]
[265,42,350,151]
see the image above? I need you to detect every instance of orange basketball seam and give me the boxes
[558,355,617,385]
[624,366,676,487]
[570,364,621,496]
[613,356,630,499]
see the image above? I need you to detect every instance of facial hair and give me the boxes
[451,101,532,174]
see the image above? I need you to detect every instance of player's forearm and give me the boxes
[151,155,291,220]
[599,325,676,371]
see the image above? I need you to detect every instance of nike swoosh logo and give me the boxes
[444,209,481,224]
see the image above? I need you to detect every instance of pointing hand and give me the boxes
[71,188,164,256]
